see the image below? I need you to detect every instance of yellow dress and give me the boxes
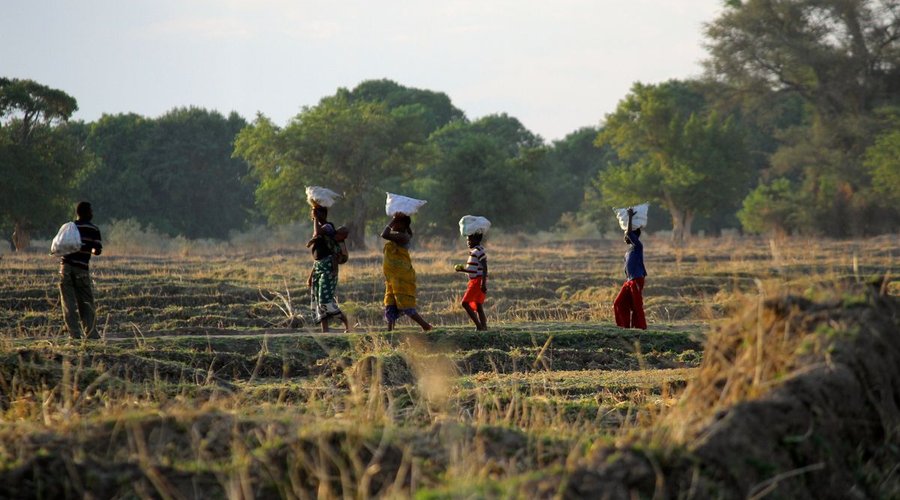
[382,240,417,310]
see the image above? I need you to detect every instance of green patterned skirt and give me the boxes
[311,258,342,323]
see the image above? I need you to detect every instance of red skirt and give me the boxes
[462,277,486,308]
[613,277,646,329]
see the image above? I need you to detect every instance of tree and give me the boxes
[411,114,547,238]
[0,77,78,143]
[704,0,900,235]
[143,108,253,237]
[862,120,900,232]
[705,0,900,121]
[78,108,255,238]
[77,113,155,225]
[865,125,900,204]
[595,80,752,243]
[737,178,807,235]
[348,79,465,136]
[0,78,86,250]
[234,92,428,247]
[541,127,614,227]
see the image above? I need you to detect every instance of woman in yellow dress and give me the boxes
[381,214,432,331]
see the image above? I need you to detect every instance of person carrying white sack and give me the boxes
[612,204,648,330]
[455,216,490,331]
[56,201,103,339]
[381,193,432,331]
[305,187,350,332]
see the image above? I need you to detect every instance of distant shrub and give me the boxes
[105,218,172,255]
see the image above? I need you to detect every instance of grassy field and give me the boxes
[0,234,897,498]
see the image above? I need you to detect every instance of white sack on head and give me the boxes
[305,186,341,207]
[459,215,491,236]
[613,203,649,231]
[50,222,83,256]
[385,192,427,216]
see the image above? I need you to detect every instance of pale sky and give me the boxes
[2,0,722,141]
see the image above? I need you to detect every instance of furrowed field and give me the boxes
[0,234,898,498]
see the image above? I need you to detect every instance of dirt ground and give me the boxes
[557,280,900,499]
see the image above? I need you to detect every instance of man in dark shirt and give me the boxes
[60,201,102,339]
[613,208,647,329]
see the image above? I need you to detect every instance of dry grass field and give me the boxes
[0,233,897,498]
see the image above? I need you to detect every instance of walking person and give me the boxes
[306,205,350,333]
[455,232,489,331]
[59,201,103,339]
[613,208,647,329]
[381,214,432,331]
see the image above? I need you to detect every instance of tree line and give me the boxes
[3,0,899,250]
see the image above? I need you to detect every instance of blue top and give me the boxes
[624,230,647,280]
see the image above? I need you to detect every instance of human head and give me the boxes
[75,201,93,222]
[466,232,483,248]
[335,226,350,242]
[311,205,328,223]
[391,214,412,233]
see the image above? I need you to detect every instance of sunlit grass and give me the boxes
[0,234,897,496]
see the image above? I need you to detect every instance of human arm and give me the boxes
[481,258,488,292]
[306,267,314,288]
[380,224,411,246]
[315,222,336,238]
[93,230,103,256]
[626,208,634,234]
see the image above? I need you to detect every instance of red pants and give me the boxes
[462,277,486,309]
[614,277,646,329]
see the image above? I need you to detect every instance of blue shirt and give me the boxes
[624,231,647,280]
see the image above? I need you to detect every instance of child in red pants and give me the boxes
[614,208,647,329]
[455,232,488,330]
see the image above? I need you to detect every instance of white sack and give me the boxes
[50,222,82,255]
[385,192,427,216]
[613,203,649,231]
[459,215,491,236]
[305,186,341,207]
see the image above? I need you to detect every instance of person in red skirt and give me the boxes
[455,232,489,330]
[614,208,647,329]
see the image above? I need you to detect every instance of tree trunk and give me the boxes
[347,198,369,250]
[670,209,684,246]
[12,221,31,252]
[684,210,695,241]
[668,207,695,246]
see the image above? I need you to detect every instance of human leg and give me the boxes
[462,302,481,329]
[462,278,486,330]
[73,268,97,338]
[613,281,633,328]
[59,266,81,338]
[313,260,343,330]
[408,311,432,331]
[384,282,398,331]
[631,278,646,330]
[476,304,487,331]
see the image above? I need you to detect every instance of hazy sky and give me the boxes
[2,0,722,141]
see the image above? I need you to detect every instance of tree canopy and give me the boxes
[0,78,87,250]
[410,114,547,237]
[78,108,254,238]
[595,80,752,243]
[234,91,429,247]
[704,0,900,235]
